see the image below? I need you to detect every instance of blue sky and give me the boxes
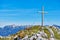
[0,0,60,26]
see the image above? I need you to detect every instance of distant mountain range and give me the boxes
[53,24,60,28]
[0,25,27,36]
[0,25,60,36]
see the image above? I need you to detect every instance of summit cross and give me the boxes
[38,6,48,26]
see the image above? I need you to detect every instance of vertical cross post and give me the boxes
[42,6,44,27]
[38,6,47,27]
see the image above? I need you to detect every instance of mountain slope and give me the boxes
[0,25,60,40]
[0,25,25,36]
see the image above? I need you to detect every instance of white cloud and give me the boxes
[0,9,39,16]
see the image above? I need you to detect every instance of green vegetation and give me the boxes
[44,27,50,38]
[51,27,60,40]
[0,26,60,40]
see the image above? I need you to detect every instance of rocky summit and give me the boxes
[0,25,60,40]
